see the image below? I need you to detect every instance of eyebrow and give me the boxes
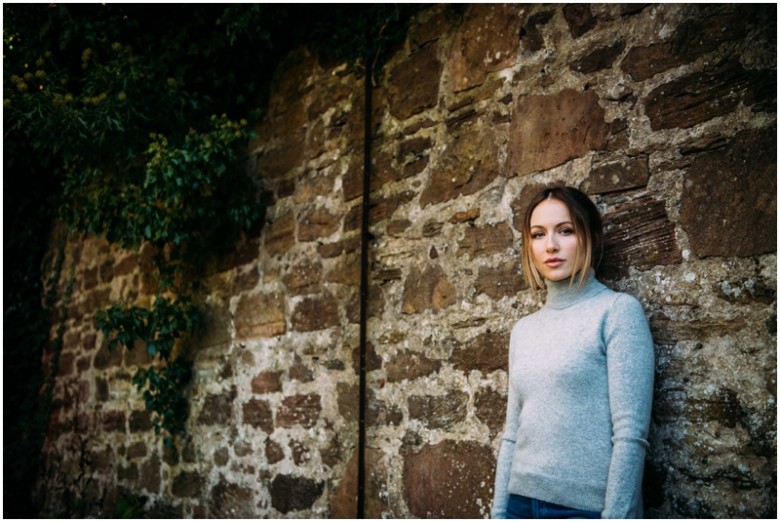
[530,221,574,229]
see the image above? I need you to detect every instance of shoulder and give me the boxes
[608,291,646,318]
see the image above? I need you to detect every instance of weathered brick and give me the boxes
[401,265,456,314]
[457,223,514,259]
[172,471,204,498]
[270,474,324,514]
[621,7,755,82]
[243,398,274,434]
[451,330,509,376]
[264,211,296,256]
[403,440,496,518]
[102,410,126,432]
[385,351,442,383]
[283,260,323,295]
[386,43,442,120]
[197,388,236,426]
[266,439,285,464]
[447,4,524,92]
[474,261,526,300]
[420,128,500,207]
[644,60,775,130]
[298,207,341,242]
[562,4,596,37]
[210,478,256,518]
[277,394,322,429]
[475,388,506,435]
[290,293,340,332]
[580,155,649,195]
[140,453,161,494]
[408,392,468,429]
[600,194,682,280]
[251,371,283,394]
[509,89,609,176]
[234,292,286,339]
[679,127,776,258]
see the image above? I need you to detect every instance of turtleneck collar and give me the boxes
[544,269,607,310]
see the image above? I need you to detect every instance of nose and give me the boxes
[546,233,559,253]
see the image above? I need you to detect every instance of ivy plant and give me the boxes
[95,297,202,443]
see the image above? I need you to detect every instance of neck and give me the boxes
[544,269,604,309]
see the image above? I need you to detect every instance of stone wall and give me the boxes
[38,4,776,518]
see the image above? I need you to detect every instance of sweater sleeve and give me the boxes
[602,294,655,519]
[491,326,521,519]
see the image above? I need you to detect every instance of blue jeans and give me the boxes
[506,494,601,519]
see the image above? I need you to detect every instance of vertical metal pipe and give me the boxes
[357,41,373,520]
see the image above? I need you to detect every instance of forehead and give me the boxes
[530,198,572,226]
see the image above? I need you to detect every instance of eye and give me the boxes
[531,231,545,239]
[559,228,575,235]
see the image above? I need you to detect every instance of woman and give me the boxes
[491,186,654,519]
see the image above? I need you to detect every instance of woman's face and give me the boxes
[529,198,580,282]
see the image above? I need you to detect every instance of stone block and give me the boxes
[475,261,527,300]
[276,394,322,429]
[197,388,236,426]
[402,440,496,518]
[126,442,148,459]
[447,4,524,92]
[337,382,359,423]
[251,370,283,394]
[329,448,388,518]
[266,439,285,464]
[298,207,341,243]
[407,392,468,429]
[420,127,500,206]
[644,60,775,130]
[283,260,323,295]
[113,253,139,277]
[397,136,433,178]
[129,409,153,433]
[580,155,649,195]
[679,127,776,258]
[324,253,360,287]
[263,211,296,257]
[351,342,383,375]
[509,89,609,176]
[242,398,274,434]
[621,7,754,81]
[386,43,442,120]
[102,410,126,432]
[401,265,456,314]
[385,351,442,383]
[520,10,555,53]
[600,194,682,280]
[140,453,161,494]
[270,474,324,514]
[291,293,340,332]
[234,292,286,339]
[475,388,506,435]
[451,330,509,375]
[209,477,256,518]
[458,223,514,259]
[563,4,596,38]
[569,41,626,74]
[172,471,204,498]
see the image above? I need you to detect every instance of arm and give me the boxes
[491,327,521,519]
[602,294,655,518]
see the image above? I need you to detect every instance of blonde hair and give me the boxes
[520,186,603,290]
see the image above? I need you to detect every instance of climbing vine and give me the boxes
[4,3,421,515]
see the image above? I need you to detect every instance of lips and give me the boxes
[544,258,564,267]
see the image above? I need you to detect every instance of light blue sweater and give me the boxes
[491,272,654,518]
